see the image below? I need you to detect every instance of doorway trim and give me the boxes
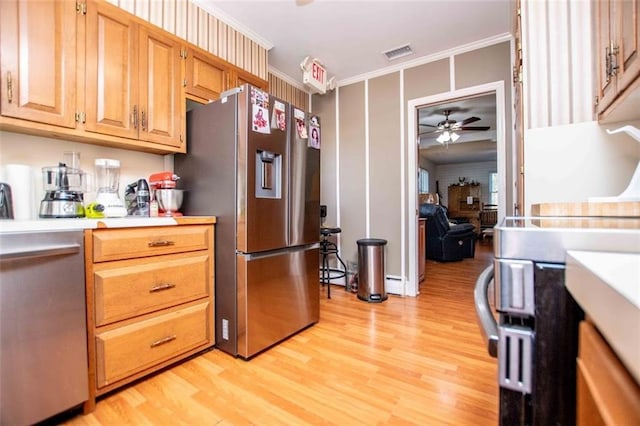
[406,81,506,296]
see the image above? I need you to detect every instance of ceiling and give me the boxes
[418,93,497,164]
[196,0,511,164]
[198,0,512,84]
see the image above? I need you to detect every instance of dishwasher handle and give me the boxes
[474,264,498,358]
[0,243,81,261]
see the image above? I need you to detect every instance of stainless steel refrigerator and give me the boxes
[175,85,320,359]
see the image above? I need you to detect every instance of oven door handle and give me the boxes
[474,264,498,358]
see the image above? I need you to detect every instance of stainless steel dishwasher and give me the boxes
[1,230,88,425]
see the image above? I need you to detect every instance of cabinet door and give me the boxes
[230,68,268,91]
[596,0,617,113]
[616,0,640,92]
[185,47,227,101]
[513,0,525,216]
[0,0,76,128]
[85,0,138,139]
[138,26,183,147]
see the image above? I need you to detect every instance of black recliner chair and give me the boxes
[419,203,476,262]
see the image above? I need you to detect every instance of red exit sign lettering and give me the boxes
[312,62,326,85]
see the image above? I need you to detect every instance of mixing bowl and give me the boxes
[154,189,184,215]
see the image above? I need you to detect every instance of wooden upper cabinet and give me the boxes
[595,0,640,117]
[616,0,640,92]
[596,0,617,113]
[0,0,77,128]
[84,0,138,139]
[185,47,228,102]
[229,67,268,91]
[84,0,183,148]
[138,27,183,147]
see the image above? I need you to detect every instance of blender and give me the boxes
[39,157,87,218]
[94,159,127,217]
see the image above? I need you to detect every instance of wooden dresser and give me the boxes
[83,218,215,412]
[447,184,481,234]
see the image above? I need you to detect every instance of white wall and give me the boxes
[0,131,168,219]
[524,120,640,213]
[520,0,640,212]
[435,161,497,207]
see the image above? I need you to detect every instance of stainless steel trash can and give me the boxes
[356,238,388,302]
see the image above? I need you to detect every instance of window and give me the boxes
[418,168,429,194]
[489,172,498,205]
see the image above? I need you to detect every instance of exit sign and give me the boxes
[303,59,327,94]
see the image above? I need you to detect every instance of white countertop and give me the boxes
[566,250,640,384]
[0,217,178,233]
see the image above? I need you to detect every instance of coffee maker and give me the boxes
[0,183,13,219]
[124,178,151,216]
[39,163,86,218]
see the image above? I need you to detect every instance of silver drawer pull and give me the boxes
[148,240,175,247]
[149,283,176,293]
[150,335,176,348]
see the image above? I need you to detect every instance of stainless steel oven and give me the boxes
[475,217,640,425]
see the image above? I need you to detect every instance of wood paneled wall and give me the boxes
[268,73,309,111]
[106,0,268,80]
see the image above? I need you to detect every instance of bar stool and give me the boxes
[320,226,348,299]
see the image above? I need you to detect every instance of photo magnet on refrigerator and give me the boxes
[309,115,320,149]
[272,100,286,131]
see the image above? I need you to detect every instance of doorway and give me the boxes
[407,81,507,296]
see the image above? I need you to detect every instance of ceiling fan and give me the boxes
[419,109,490,144]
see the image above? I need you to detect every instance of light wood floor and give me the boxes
[63,242,497,425]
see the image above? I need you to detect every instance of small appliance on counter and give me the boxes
[124,178,151,216]
[0,183,13,219]
[94,159,127,217]
[39,162,87,218]
[149,171,183,216]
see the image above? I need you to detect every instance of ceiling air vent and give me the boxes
[383,44,413,61]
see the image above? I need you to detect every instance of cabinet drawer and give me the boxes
[94,252,212,326]
[576,321,640,425]
[93,225,212,262]
[95,301,211,388]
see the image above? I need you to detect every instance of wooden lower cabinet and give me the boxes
[418,218,426,282]
[96,301,211,387]
[576,320,640,425]
[83,220,215,413]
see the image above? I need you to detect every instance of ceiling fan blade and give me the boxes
[419,128,441,135]
[459,126,490,131]
[419,123,437,128]
[460,116,481,126]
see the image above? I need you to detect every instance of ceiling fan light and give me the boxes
[437,133,449,144]
[450,132,460,142]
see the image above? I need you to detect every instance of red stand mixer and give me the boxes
[149,172,183,217]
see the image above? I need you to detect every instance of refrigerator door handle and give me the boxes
[239,243,320,260]
[474,264,499,358]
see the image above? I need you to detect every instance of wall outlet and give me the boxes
[222,318,229,341]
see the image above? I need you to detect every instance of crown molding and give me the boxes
[190,0,274,50]
[338,33,513,87]
[268,66,309,93]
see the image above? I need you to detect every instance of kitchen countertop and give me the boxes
[566,250,640,384]
[0,216,216,233]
